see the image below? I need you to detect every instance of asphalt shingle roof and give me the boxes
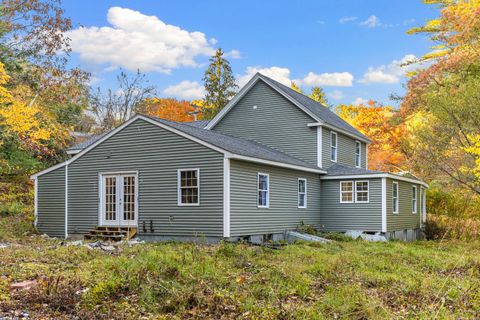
[68,133,107,151]
[257,73,370,142]
[183,120,210,128]
[326,163,384,176]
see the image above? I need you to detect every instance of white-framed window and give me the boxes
[178,169,200,206]
[392,181,399,214]
[340,181,354,203]
[355,141,361,168]
[412,185,417,213]
[298,178,307,208]
[330,131,337,162]
[355,181,369,203]
[258,173,269,208]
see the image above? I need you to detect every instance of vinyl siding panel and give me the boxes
[229,160,321,236]
[67,119,225,237]
[213,81,318,165]
[322,127,367,170]
[37,167,65,237]
[386,178,422,231]
[320,178,382,232]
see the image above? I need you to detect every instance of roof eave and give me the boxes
[321,173,428,188]
[307,122,371,144]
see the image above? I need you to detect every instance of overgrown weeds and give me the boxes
[426,214,480,241]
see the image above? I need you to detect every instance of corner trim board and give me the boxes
[33,178,38,227]
[381,177,386,232]
[65,164,69,239]
[317,126,322,168]
[223,157,230,237]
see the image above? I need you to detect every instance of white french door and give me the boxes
[100,172,138,227]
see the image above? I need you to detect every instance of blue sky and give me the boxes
[63,0,438,106]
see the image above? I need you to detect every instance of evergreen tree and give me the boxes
[202,49,238,119]
[309,86,329,106]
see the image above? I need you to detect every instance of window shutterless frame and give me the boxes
[412,185,417,214]
[330,131,338,162]
[298,178,307,208]
[355,180,369,203]
[355,141,361,168]
[340,181,354,203]
[257,173,269,208]
[392,181,399,214]
[177,168,200,206]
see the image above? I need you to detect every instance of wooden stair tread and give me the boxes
[84,226,138,242]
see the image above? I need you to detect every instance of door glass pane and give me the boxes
[105,176,116,221]
[123,176,135,221]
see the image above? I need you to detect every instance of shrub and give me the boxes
[0,201,26,217]
[425,214,480,241]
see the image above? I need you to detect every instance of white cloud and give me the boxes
[225,49,241,59]
[359,54,419,84]
[299,72,354,87]
[68,7,218,73]
[403,18,416,26]
[328,90,344,100]
[353,97,369,105]
[360,15,391,28]
[237,66,292,87]
[339,16,357,23]
[163,80,205,100]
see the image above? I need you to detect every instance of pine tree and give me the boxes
[202,49,238,119]
[309,87,328,106]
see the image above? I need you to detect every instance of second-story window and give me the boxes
[355,141,361,168]
[330,131,337,162]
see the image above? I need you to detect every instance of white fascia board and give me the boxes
[228,154,326,174]
[307,122,371,144]
[321,173,428,188]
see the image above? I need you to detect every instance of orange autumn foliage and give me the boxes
[335,101,407,172]
[138,98,202,122]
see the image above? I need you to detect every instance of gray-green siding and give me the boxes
[213,81,318,165]
[229,160,321,236]
[322,127,367,169]
[320,178,382,232]
[37,167,65,237]
[386,178,422,231]
[67,118,225,237]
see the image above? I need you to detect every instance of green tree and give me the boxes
[202,49,237,119]
[309,86,328,106]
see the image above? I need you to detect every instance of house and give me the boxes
[31,73,427,242]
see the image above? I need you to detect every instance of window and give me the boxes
[412,185,417,213]
[298,178,307,208]
[178,169,199,206]
[392,182,399,214]
[340,181,354,203]
[330,131,337,162]
[258,173,269,208]
[355,181,369,203]
[355,141,361,168]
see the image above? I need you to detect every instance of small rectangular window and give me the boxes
[355,141,361,168]
[355,181,369,203]
[392,182,399,214]
[412,185,417,213]
[330,131,337,162]
[340,181,354,203]
[258,173,269,208]
[178,169,200,206]
[298,178,307,208]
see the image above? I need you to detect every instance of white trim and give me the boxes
[330,131,338,163]
[381,177,387,232]
[365,144,369,169]
[354,180,369,203]
[320,173,428,188]
[339,181,354,203]
[64,164,68,239]
[317,126,323,168]
[307,122,371,144]
[422,187,427,223]
[412,185,418,214]
[228,154,326,174]
[31,161,67,179]
[206,73,323,130]
[257,172,270,208]
[392,181,399,214]
[177,168,200,206]
[223,157,230,237]
[298,178,307,208]
[33,178,38,227]
[355,140,361,168]
[66,149,80,155]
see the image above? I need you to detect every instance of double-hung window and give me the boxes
[412,185,417,213]
[355,141,361,168]
[392,182,399,213]
[178,169,200,206]
[330,131,337,162]
[340,181,354,203]
[258,173,269,208]
[298,178,307,208]
[355,181,369,203]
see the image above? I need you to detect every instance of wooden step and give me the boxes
[84,227,138,242]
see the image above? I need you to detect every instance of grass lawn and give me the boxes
[0,217,479,319]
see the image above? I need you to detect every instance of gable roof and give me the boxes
[206,73,370,143]
[33,115,325,179]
